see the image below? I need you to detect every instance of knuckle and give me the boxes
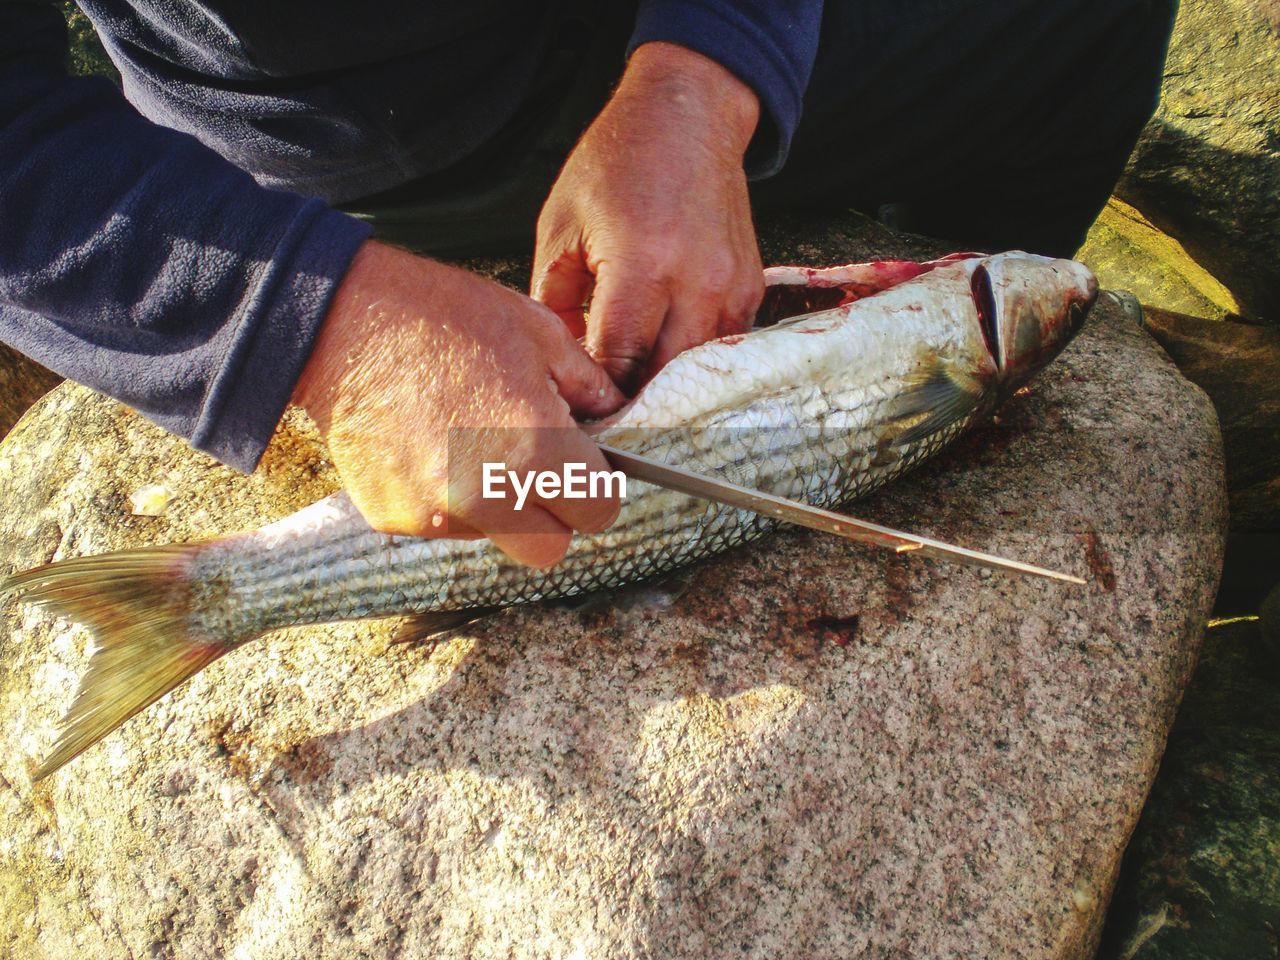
[589,316,654,366]
[527,303,571,342]
[536,246,581,278]
[535,194,573,236]
[604,266,669,308]
[686,260,739,308]
[702,252,737,289]
[596,337,649,367]
[723,275,765,329]
[724,300,760,332]
[622,249,680,288]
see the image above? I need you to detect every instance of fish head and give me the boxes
[973,253,1098,391]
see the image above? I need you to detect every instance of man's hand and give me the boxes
[532,42,764,391]
[293,240,626,568]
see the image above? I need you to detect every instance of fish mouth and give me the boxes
[1069,272,1099,334]
[971,265,1001,371]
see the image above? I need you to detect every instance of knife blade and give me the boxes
[598,443,1085,584]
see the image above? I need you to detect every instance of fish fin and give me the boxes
[390,607,504,647]
[869,443,902,468]
[884,362,985,447]
[4,547,235,782]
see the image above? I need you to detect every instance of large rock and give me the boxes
[1141,308,1280,614]
[1117,0,1280,324]
[0,235,1225,959]
[1076,199,1243,324]
[1141,309,1280,532]
[1098,618,1280,959]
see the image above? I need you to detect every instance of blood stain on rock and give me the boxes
[806,614,862,647]
[1080,530,1118,593]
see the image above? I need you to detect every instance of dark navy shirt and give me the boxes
[0,1,823,470]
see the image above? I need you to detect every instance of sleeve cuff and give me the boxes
[628,1,821,178]
[189,200,373,472]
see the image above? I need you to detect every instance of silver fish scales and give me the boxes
[7,250,1097,779]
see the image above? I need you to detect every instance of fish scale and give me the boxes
[7,250,1098,780]
[186,266,1009,637]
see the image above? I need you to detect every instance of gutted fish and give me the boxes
[6,251,1097,780]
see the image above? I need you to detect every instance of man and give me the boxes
[0,1,1176,567]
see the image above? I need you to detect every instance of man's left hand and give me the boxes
[532,41,764,393]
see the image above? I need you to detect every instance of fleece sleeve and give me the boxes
[0,1,373,472]
[628,0,824,178]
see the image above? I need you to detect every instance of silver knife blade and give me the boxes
[598,443,1085,584]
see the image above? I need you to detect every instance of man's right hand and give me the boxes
[292,240,627,568]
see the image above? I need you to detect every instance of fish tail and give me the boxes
[5,546,235,781]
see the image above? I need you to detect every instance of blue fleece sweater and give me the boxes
[0,1,823,470]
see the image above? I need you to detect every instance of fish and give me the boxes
[6,250,1098,780]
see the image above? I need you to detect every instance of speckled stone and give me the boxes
[0,232,1226,959]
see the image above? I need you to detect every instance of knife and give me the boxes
[598,443,1085,584]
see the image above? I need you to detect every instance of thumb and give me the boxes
[538,315,628,419]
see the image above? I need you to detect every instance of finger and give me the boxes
[723,202,765,335]
[448,430,617,538]
[644,291,721,380]
[536,313,628,418]
[343,449,490,541]
[465,424,622,534]
[718,270,765,338]
[532,246,593,339]
[525,430,623,535]
[486,507,574,569]
[645,309,716,381]
[350,493,483,541]
[447,470,576,568]
[585,266,669,392]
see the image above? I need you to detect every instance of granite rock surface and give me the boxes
[0,233,1226,959]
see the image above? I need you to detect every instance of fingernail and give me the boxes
[431,512,444,529]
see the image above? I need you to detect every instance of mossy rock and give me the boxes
[1099,619,1280,959]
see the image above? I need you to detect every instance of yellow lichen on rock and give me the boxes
[1077,198,1243,323]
